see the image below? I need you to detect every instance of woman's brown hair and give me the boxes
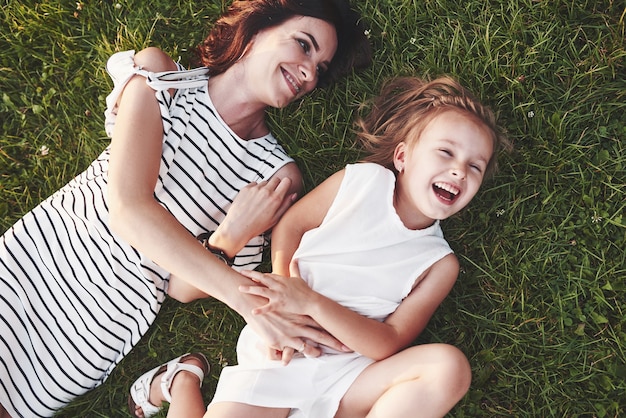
[193,0,371,88]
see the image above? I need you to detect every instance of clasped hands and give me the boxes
[240,265,349,365]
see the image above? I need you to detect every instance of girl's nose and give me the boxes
[451,167,466,180]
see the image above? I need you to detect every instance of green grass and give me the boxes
[1,0,624,416]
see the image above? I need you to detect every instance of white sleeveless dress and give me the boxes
[210,163,453,417]
[0,50,293,418]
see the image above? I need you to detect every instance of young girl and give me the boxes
[129,76,510,418]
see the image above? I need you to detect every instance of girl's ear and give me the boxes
[393,142,407,173]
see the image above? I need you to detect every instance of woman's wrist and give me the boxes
[197,231,235,266]
[206,226,242,259]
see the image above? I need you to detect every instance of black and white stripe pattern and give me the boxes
[0,53,293,417]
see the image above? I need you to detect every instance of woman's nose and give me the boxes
[300,61,316,82]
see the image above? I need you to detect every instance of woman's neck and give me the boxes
[208,71,269,140]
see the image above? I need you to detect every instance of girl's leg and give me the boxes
[336,343,471,418]
[204,402,289,418]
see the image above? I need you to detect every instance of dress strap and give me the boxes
[143,66,210,91]
[104,50,210,137]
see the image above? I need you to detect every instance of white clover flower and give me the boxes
[409,37,416,45]
[527,110,535,118]
[114,3,122,9]
[591,212,602,223]
[39,145,49,156]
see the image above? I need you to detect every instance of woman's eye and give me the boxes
[298,39,310,54]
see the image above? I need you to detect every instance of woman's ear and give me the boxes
[393,142,407,173]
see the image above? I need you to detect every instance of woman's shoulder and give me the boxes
[133,47,178,73]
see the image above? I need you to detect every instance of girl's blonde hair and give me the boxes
[357,76,510,178]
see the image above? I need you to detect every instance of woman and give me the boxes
[0,0,371,417]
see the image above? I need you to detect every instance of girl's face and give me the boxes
[239,16,338,108]
[393,110,494,230]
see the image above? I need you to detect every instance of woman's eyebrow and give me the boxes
[304,32,320,52]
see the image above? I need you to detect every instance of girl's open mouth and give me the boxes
[433,182,460,202]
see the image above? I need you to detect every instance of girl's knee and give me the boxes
[434,344,472,396]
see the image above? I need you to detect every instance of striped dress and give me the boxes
[0,50,293,418]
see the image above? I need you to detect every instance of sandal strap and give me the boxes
[128,352,208,418]
[160,353,208,403]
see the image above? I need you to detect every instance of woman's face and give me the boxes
[241,15,338,108]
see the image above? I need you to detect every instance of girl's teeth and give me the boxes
[434,182,459,195]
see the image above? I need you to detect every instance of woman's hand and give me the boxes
[239,269,312,316]
[240,308,350,365]
[238,268,351,365]
[211,177,297,256]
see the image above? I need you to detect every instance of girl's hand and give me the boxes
[239,269,312,316]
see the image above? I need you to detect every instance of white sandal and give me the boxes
[128,352,209,418]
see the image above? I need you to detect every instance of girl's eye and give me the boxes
[439,149,452,156]
[470,164,483,173]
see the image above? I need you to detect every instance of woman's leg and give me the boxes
[165,367,207,418]
[131,356,207,418]
[0,403,12,418]
[336,343,471,418]
[205,402,289,418]
[167,274,209,303]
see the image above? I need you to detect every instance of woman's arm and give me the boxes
[107,47,258,298]
[106,48,343,354]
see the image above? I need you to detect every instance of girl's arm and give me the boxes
[271,169,347,276]
[106,47,342,354]
[242,166,459,360]
[243,255,458,360]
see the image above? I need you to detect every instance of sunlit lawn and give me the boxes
[1,1,624,416]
